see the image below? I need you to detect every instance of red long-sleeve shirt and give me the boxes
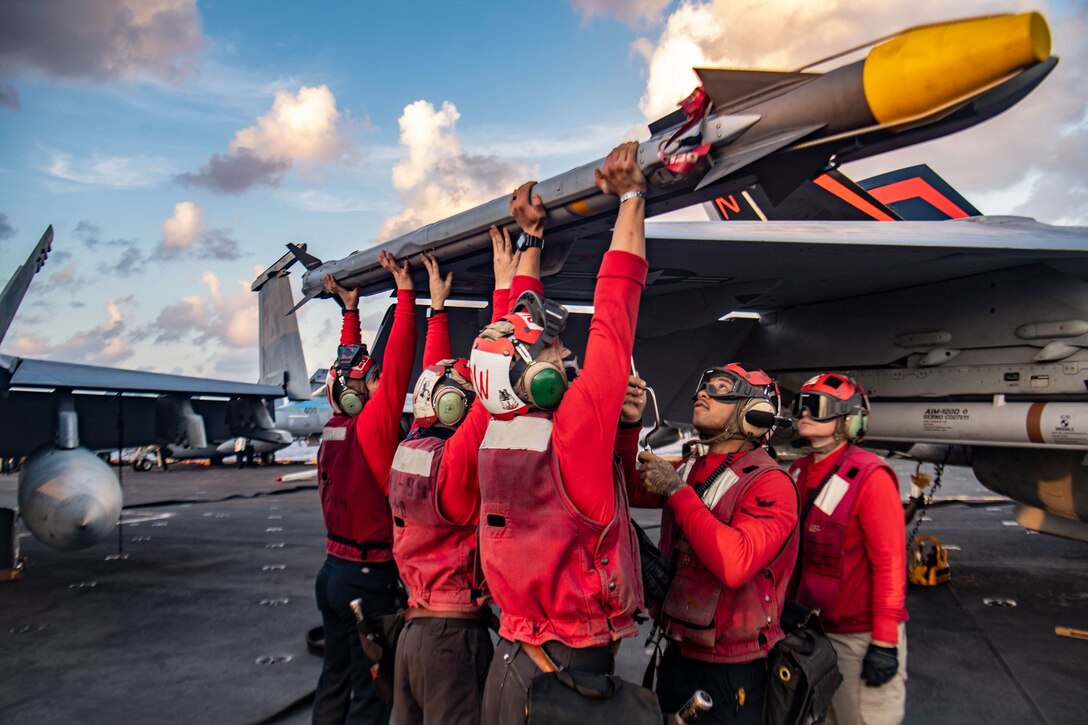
[620,425,799,589]
[338,289,417,494]
[795,448,907,644]
[427,288,512,526]
[542,250,647,524]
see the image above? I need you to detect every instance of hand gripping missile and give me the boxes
[295,13,1054,303]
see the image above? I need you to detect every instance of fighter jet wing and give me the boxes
[3,357,283,397]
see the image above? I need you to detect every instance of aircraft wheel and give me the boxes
[261,452,276,465]
[135,459,153,472]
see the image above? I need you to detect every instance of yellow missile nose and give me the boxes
[863,12,1051,125]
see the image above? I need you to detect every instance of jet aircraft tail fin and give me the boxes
[252,248,311,401]
[0,225,53,347]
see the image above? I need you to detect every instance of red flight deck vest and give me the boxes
[660,448,799,664]
[477,411,643,647]
[388,434,487,612]
[788,446,893,613]
[317,415,394,562]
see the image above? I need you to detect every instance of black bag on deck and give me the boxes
[526,667,662,725]
[764,600,842,725]
[632,519,671,610]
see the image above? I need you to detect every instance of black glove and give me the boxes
[861,643,898,687]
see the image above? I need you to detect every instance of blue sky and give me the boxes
[1,0,1084,383]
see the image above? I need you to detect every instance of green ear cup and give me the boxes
[528,366,567,410]
[339,390,364,417]
[436,389,467,426]
[844,411,867,440]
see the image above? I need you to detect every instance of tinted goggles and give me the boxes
[692,370,761,402]
[792,391,851,422]
[337,344,377,381]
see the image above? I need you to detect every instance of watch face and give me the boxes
[516,232,529,251]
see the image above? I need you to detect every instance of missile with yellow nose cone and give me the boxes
[293,13,1055,304]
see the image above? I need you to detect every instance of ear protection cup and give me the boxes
[336,372,365,417]
[738,398,776,437]
[434,386,468,427]
[338,388,364,417]
[523,362,567,410]
[842,410,868,440]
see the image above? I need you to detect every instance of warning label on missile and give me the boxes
[922,407,969,433]
[1050,413,1088,445]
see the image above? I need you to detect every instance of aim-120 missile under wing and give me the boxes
[295,12,1055,302]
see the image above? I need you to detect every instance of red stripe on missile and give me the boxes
[813,174,896,221]
[869,178,970,219]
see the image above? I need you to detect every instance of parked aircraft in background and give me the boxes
[0,228,288,550]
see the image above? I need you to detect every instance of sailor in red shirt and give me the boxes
[313,252,416,725]
[387,233,519,725]
[469,143,651,725]
[789,373,908,725]
[632,364,799,724]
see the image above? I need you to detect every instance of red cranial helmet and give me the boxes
[794,372,870,440]
[692,362,781,439]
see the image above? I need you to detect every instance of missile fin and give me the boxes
[287,289,322,316]
[695,68,819,111]
[287,242,324,271]
[696,123,825,192]
[251,244,305,292]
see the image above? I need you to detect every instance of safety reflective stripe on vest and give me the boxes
[389,435,487,612]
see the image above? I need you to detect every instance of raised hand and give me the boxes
[490,225,520,290]
[621,375,647,425]
[420,252,452,310]
[323,273,359,311]
[378,250,412,291]
[594,141,647,197]
[510,181,546,237]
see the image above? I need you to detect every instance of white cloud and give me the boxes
[378,100,531,241]
[178,85,356,193]
[146,271,258,349]
[160,201,204,252]
[5,298,135,365]
[231,85,351,165]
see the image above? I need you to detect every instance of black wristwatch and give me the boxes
[516,232,544,251]
[426,306,446,319]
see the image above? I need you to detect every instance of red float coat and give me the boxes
[478,411,643,646]
[389,288,511,608]
[630,444,799,663]
[790,445,907,644]
[389,434,487,611]
[476,251,647,646]
[318,291,416,561]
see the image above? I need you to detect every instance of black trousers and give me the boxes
[392,616,494,725]
[656,643,767,724]
[312,556,399,725]
[480,636,615,725]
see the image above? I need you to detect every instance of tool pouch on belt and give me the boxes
[526,667,662,725]
[764,600,842,725]
[351,597,407,704]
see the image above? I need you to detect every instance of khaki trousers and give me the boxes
[824,623,907,725]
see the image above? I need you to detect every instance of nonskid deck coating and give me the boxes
[2,459,1086,724]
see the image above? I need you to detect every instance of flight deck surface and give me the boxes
[2,460,1086,724]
